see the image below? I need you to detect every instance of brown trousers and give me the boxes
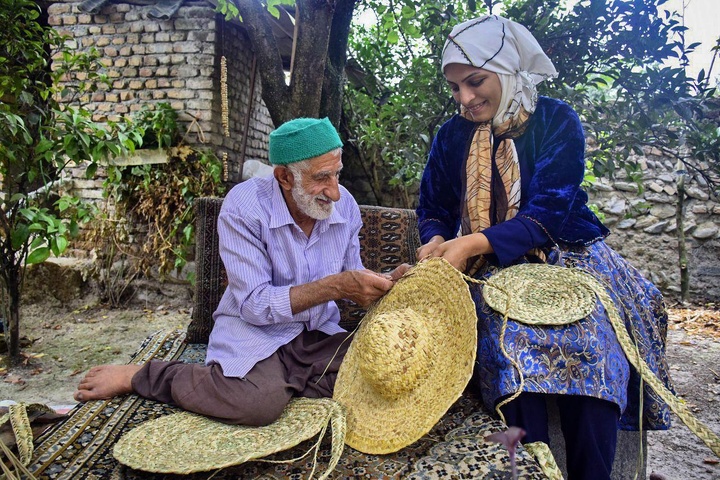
[131,330,351,426]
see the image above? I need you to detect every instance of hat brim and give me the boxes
[333,258,478,454]
[113,397,345,474]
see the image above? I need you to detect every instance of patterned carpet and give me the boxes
[28,330,548,479]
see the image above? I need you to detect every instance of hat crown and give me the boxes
[356,308,432,399]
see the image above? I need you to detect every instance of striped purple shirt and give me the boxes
[205,175,364,377]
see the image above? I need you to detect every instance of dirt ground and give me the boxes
[1,293,719,479]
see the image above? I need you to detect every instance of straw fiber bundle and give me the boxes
[113,397,346,479]
[1,403,58,480]
[334,258,478,454]
[480,262,720,458]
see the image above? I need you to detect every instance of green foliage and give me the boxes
[102,141,226,283]
[345,0,475,206]
[132,102,179,149]
[62,102,225,306]
[504,0,719,194]
[0,0,137,358]
[216,0,240,21]
[347,0,719,207]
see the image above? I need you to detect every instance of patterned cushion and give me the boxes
[186,197,224,344]
[186,198,421,343]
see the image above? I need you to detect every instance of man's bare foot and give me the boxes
[73,364,142,402]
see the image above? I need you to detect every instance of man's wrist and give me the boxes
[321,272,345,301]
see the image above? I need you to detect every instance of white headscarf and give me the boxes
[442,15,558,124]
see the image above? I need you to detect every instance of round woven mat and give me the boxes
[482,263,597,325]
[479,262,720,458]
[113,397,345,476]
[334,258,477,454]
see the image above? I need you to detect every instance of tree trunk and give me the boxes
[1,264,21,360]
[675,160,689,304]
[320,0,358,126]
[235,0,292,127]
[234,0,358,127]
[288,0,334,119]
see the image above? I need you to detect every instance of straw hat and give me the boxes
[113,397,345,479]
[478,262,720,457]
[333,258,477,454]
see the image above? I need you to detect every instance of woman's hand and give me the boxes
[424,233,492,271]
[416,235,445,260]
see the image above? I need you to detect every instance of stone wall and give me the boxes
[587,150,720,302]
[47,0,272,192]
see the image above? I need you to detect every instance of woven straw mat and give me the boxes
[482,263,596,325]
[480,262,720,458]
[112,397,346,478]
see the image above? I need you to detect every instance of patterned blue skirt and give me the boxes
[470,240,673,430]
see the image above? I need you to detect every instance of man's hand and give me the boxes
[389,263,412,282]
[338,269,394,307]
[289,266,408,314]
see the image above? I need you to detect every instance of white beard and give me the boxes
[291,181,334,220]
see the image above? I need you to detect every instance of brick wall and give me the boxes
[47,0,273,194]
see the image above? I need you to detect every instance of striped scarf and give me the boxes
[461,106,544,274]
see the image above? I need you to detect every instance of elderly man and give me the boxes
[74,117,406,426]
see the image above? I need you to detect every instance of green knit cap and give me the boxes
[268,117,343,165]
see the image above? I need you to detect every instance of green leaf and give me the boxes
[18,208,35,221]
[86,162,98,178]
[27,247,51,264]
[69,221,80,238]
[57,198,70,212]
[53,236,68,256]
[9,193,26,204]
[183,224,193,242]
[267,4,281,19]
[36,137,54,153]
[401,5,415,18]
[11,225,30,250]
[30,236,44,249]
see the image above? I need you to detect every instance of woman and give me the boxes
[416,15,672,479]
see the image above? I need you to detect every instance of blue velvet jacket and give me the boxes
[417,96,609,267]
